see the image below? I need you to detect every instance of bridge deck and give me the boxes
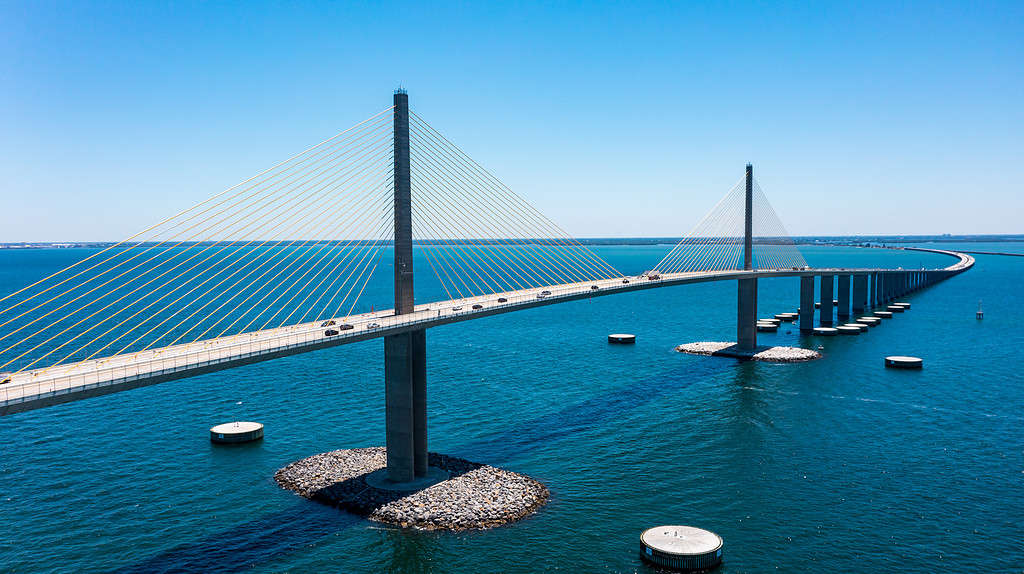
[0,248,972,415]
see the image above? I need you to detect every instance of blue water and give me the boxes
[0,244,1021,573]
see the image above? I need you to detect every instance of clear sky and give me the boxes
[2,1,1022,241]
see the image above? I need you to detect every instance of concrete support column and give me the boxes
[820,274,834,326]
[384,329,427,482]
[385,332,415,483]
[800,276,815,332]
[737,278,758,351]
[868,270,876,306]
[411,329,427,476]
[837,275,851,318]
[852,274,868,314]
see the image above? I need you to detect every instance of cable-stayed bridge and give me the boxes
[0,91,972,485]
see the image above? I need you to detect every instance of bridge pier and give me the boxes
[820,274,834,326]
[799,276,815,332]
[737,278,758,350]
[871,272,879,308]
[837,274,851,318]
[385,330,428,482]
[852,274,868,314]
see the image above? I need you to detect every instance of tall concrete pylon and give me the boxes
[737,164,757,351]
[384,90,428,483]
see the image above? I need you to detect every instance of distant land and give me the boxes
[0,235,1021,250]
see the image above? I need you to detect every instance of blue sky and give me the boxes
[2,1,1021,241]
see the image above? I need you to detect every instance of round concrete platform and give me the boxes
[210,421,264,444]
[887,305,905,313]
[758,318,780,324]
[812,327,839,336]
[885,356,923,369]
[365,465,449,492]
[608,333,636,344]
[756,323,778,332]
[857,317,881,326]
[836,326,861,335]
[842,323,869,332]
[775,313,798,322]
[874,310,893,318]
[893,302,911,309]
[641,525,723,571]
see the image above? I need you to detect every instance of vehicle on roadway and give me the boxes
[591,285,600,290]
[320,319,336,327]
[622,279,630,284]
[367,322,380,329]
[453,306,463,311]
[324,329,339,336]
[497,297,508,303]
[472,304,483,309]
[339,324,354,331]
[536,290,552,299]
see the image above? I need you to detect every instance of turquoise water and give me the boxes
[0,244,1021,572]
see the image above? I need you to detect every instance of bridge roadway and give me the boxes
[0,248,972,415]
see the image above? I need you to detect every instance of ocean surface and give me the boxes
[0,243,1021,573]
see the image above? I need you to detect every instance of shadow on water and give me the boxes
[116,357,740,573]
[112,504,361,574]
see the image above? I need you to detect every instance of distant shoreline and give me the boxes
[0,235,1021,250]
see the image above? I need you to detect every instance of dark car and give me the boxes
[324,329,339,336]
[622,279,630,284]
[497,297,508,303]
[647,273,661,280]
[320,320,336,327]
[590,285,599,290]
[339,324,354,331]
[472,304,483,309]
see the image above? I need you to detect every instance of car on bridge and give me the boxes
[339,324,354,331]
[324,329,339,336]
[622,279,630,284]
[472,304,483,309]
[453,306,463,311]
[367,322,380,329]
[497,297,508,303]
[320,320,336,327]
[591,285,600,290]
[536,290,552,299]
